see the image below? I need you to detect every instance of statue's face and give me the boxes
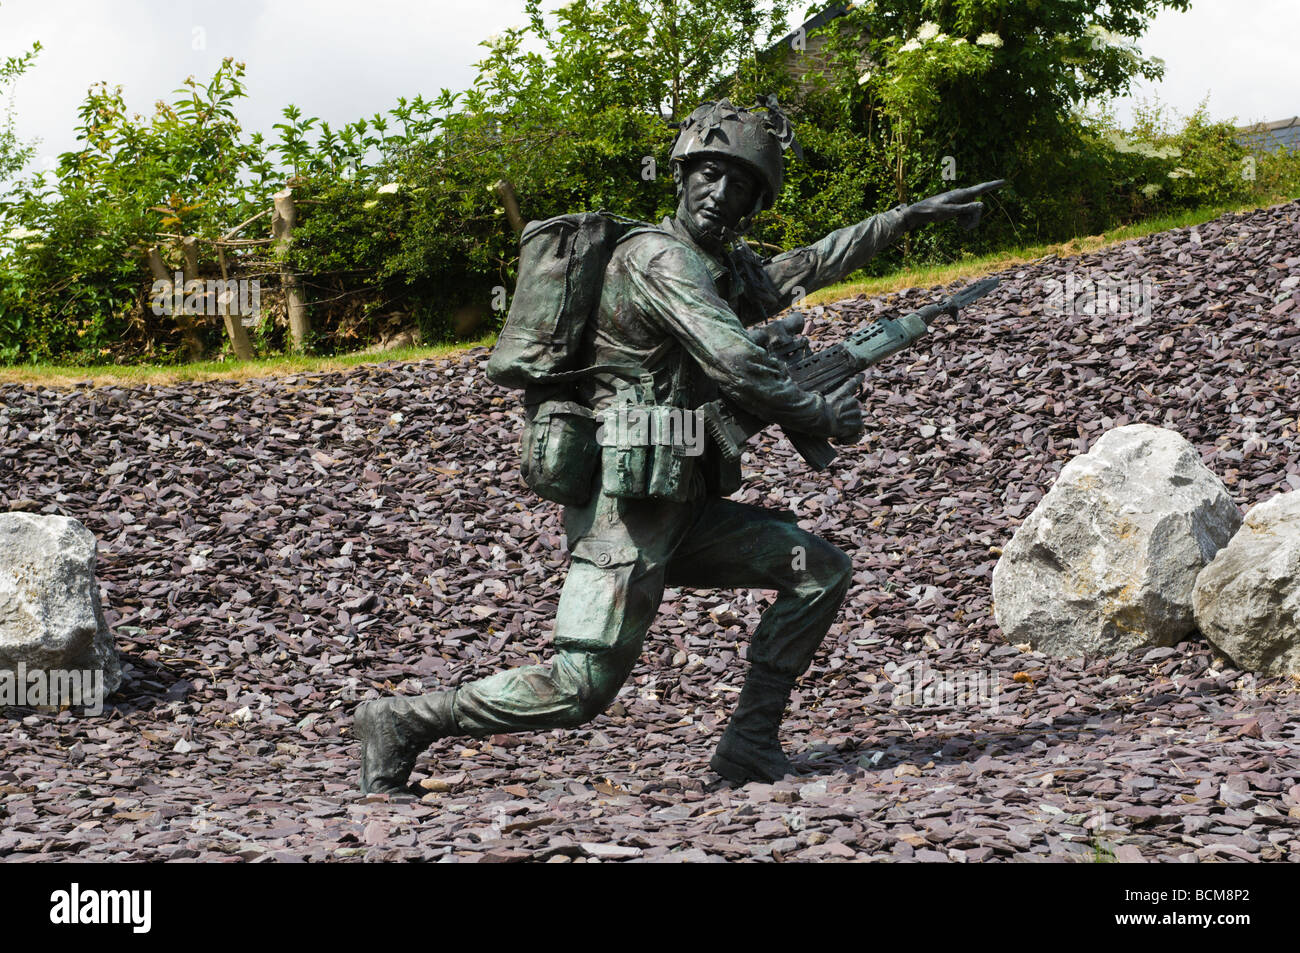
[678,156,761,241]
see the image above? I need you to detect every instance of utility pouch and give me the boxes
[520,398,599,507]
[599,376,655,499]
[646,405,696,503]
[514,361,659,508]
[600,375,698,502]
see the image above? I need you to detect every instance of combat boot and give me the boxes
[710,663,799,784]
[355,691,459,795]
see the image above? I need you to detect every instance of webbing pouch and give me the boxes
[520,399,599,507]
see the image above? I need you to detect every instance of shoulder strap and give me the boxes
[616,223,668,245]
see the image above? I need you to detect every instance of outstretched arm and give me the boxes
[756,179,1006,316]
[758,206,908,311]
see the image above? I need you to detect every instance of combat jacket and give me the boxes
[577,206,908,497]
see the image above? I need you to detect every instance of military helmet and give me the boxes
[669,98,800,212]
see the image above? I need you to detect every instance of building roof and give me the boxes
[1235,116,1300,153]
[756,3,864,103]
[761,3,853,61]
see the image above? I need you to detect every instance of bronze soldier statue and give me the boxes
[355,99,1002,793]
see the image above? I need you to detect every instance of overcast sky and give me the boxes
[2,0,1296,176]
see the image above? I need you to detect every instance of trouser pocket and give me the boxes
[553,538,648,655]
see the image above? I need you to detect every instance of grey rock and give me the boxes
[0,513,120,695]
[993,425,1241,656]
[579,842,642,860]
[1193,491,1300,675]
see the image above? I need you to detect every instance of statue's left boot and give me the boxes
[710,663,799,784]
[355,691,459,795]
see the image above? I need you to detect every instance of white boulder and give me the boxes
[0,513,121,696]
[1193,491,1300,675]
[993,425,1241,656]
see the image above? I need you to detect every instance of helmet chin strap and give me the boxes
[680,208,734,251]
[724,197,765,248]
[734,196,765,240]
[683,205,757,252]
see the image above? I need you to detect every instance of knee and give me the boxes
[552,651,632,726]
[561,683,618,727]
[804,540,853,604]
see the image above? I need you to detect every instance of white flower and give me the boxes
[976,32,1003,48]
[1109,132,1130,150]
[484,33,503,48]
[1107,131,1181,160]
[898,39,922,53]
[1167,167,1196,179]
[4,226,41,240]
[376,182,399,194]
[1140,183,1162,198]
[917,22,941,42]
[949,36,966,45]
[857,70,873,85]
[1083,24,1108,48]
[1084,24,1135,53]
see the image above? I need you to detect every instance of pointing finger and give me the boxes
[956,179,1006,201]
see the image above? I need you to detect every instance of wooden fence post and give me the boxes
[272,187,310,352]
[147,244,204,362]
[494,179,525,235]
[217,246,255,360]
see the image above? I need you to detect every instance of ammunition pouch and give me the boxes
[517,347,697,506]
[516,362,663,507]
[597,376,700,503]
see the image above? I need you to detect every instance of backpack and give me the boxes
[487,211,660,506]
[486,211,649,393]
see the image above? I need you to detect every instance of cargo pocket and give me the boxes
[553,537,645,654]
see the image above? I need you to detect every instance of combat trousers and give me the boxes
[452,488,854,736]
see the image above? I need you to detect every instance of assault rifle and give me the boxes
[700,276,1001,470]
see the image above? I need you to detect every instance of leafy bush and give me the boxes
[0,43,39,195]
[1,0,1298,366]
[1,60,274,363]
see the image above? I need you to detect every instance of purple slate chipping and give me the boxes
[0,200,1298,861]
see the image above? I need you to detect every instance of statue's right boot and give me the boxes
[710,663,799,784]
[354,691,460,795]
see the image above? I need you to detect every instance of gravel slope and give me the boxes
[1,200,1298,862]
